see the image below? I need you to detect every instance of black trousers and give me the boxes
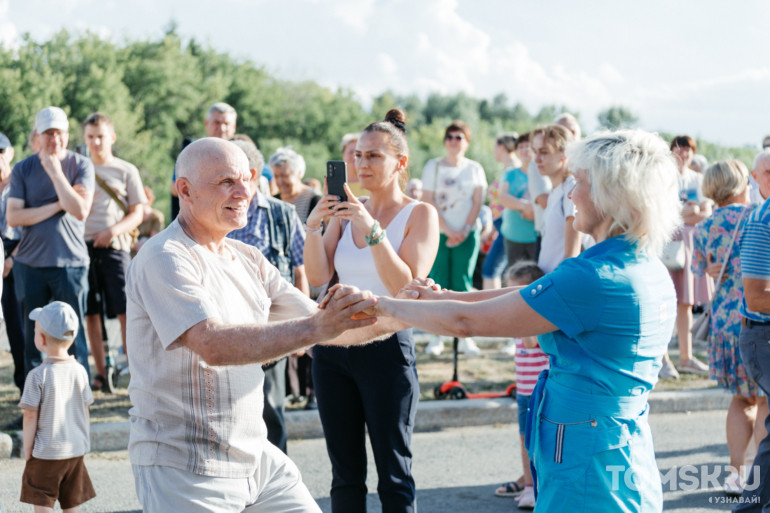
[262,357,288,454]
[313,330,419,513]
[2,271,25,394]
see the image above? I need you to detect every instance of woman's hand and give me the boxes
[327,184,377,234]
[305,178,345,230]
[316,283,377,320]
[445,227,467,247]
[705,254,725,281]
[681,201,703,226]
[398,277,444,300]
[521,203,535,221]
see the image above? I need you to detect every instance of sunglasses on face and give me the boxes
[445,134,464,142]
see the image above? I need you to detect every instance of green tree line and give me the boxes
[0,29,758,217]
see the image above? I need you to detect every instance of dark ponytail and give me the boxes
[384,108,407,134]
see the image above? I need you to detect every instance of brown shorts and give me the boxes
[20,455,96,509]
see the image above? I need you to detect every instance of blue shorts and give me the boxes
[517,392,531,437]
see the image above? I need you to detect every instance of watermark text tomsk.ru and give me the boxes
[605,465,760,492]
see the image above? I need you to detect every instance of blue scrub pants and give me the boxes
[13,262,90,380]
[735,320,770,512]
[312,330,419,513]
[528,377,662,512]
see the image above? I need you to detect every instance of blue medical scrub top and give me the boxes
[522,236,676,397]
[521,236,676,512]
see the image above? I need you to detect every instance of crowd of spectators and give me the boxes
[3,100,770,512]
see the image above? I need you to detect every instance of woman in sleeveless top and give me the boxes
[304,109,439,513]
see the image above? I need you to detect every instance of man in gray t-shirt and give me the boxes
[7,107,94,381]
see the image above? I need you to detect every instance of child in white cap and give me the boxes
[18,301,96,511]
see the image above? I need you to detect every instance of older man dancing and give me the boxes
[126,137,394,513]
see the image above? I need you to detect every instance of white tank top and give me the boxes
[334,201,418,297]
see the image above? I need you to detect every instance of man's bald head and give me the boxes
[177,137,249,183]
[175,138,253,239]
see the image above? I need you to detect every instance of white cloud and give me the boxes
[629,66,770,145]
[378,52,398,76]
[59,0,95,13]
[0,0,19,50]
[599,63,624,85]
[330,0,375,33]
[323,0,617,122]
[4,0,767,145]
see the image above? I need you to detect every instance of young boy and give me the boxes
[494,262,549,510]
[19,301,96,512]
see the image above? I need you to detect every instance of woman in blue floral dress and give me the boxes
[693,159,767,495]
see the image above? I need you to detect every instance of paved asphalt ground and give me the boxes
[0,409,752,512]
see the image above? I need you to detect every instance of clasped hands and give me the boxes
[318,278,444,320]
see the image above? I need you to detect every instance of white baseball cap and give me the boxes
[29,301,79,340]
[35,106,69,134]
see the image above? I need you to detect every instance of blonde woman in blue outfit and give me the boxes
[363,129,681,512]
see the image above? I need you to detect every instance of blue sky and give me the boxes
[2,0,769,147]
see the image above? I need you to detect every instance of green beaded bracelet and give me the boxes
[365,220,381,245]
[368,229,387,246]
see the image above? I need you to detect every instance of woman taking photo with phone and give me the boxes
[304,108,439,513]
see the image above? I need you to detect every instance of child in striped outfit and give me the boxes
[494,262,549,510]
[18,301,96,511]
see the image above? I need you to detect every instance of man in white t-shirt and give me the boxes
[532,124,581,273]
[83,112,147,392]
[126,137,396,513]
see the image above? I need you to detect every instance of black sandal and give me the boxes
[494,481,524,497]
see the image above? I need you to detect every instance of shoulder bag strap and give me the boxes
[707,208,747,312]
[94,173,129,215]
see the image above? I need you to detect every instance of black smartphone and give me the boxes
[326,160,348,202]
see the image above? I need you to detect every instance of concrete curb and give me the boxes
[0,387,731,457]
[288,387,732,440]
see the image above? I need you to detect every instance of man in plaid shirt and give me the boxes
[228,139,309,454]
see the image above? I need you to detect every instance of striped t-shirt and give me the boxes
[514,338,550,396]
[740,199,770,322]
[18,356,93,460]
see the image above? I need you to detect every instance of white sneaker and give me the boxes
[516,486,535,509]
[501,339,518,356]
[659,354,680,380]
[676,356,709,375]
[424,336,444,356]
[458,337,481,356]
